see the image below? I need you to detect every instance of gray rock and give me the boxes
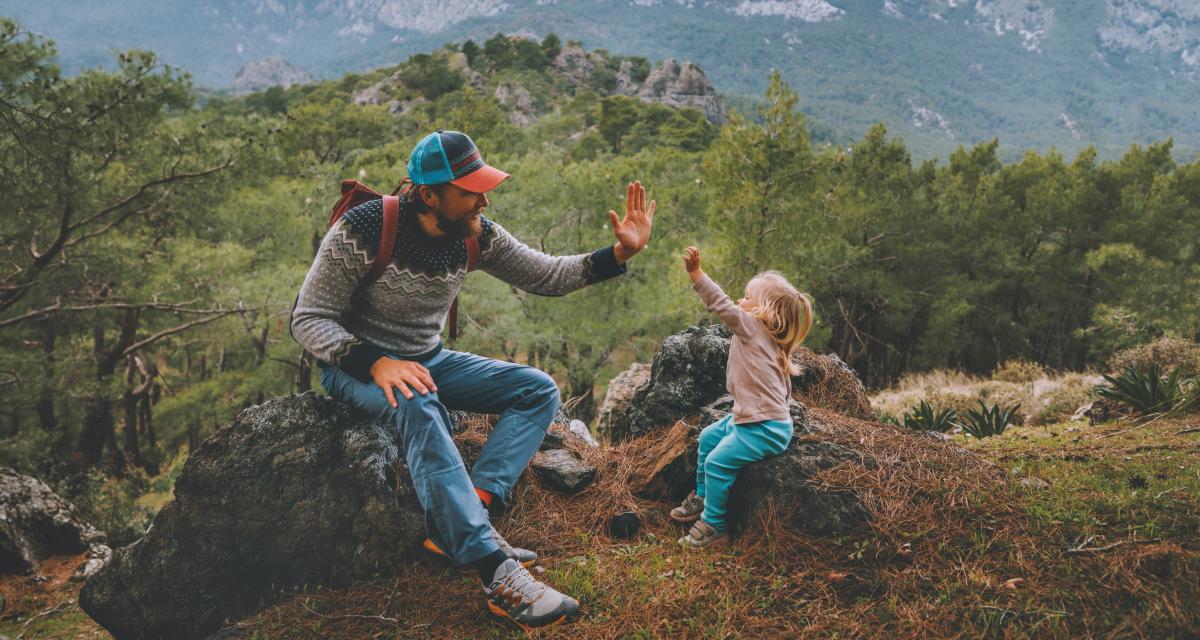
[493,81,536,127]
[554,45,608,87]
[635,59,726,125]
[568,419,598,447]
[0,467,110,579]
[596,361,651,439]
[1017,477,1050,490]
[232,56,312,94]
[531,449,596,494]
[80,392,426,640]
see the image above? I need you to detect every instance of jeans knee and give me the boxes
[523,368,561,413]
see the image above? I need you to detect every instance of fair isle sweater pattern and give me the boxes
[291,198,626,380]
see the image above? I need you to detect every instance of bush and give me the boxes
[992,359,1046,383]
[961,401,1021,439]
[1108,337,1200,377]
[901,400,958,433]
[1096,364,1187,415]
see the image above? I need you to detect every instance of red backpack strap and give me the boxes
[465,236,481,272]
[365,195,399,284]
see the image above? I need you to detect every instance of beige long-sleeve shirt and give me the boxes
[692,274,792,424]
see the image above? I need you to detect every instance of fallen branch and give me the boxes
[16,598,74,640]
[299,599,398,625]
[1154,487,1184,500]
[1065,536,1161,555]
[1179,427,1200,435]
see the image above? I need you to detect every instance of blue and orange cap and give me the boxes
[406,129,510,193]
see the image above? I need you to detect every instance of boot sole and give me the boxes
[422,538,536,568]
[487,600,576,633]
[669,511,702,524]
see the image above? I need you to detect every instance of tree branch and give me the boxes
[121,306,247,356]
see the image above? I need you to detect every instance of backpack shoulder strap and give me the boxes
[365,195,399,284]
[465,236,481,272]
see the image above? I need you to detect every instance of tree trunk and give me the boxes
[79,397,118,466]
[297,350,313,393]
[36,321,57,432]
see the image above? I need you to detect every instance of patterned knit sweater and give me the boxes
[291,198,626,380]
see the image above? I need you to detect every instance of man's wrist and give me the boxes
[613,242,639,265]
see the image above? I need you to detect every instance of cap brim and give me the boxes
[450,164,510,193]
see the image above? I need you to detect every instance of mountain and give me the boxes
[5,0,1199,161]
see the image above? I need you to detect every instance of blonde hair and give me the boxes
[746,271,814,376]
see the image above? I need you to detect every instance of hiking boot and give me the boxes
[678,519,729,548]
[669,490,705,523]
[423,527,538,568]
[484,558,580,631]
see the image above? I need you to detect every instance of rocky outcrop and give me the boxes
[0,468,111,580]
[80,393,426,640]
[232,56,312,93]
[635,59,726,125]
[494,81,536,126]
[626,398,869,536]
[554,45,609,87]
[606,324,874,441]
[595,362,651,438]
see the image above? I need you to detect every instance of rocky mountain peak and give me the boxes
[232,56,312,93]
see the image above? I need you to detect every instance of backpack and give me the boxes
[328,178,479,339]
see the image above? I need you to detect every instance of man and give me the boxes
[290,129,654,630]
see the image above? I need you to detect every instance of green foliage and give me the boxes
[960,401,1021,439]
[398,53,464,99]
[902,400,958,433]
[1097,365,1187,415]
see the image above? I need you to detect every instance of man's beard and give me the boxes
[435,210,481,238]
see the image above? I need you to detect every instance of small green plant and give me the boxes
[1170,379,1200,415]
[1096,364,1186,415]
[960,401,1021,439]
[902,400,958,433]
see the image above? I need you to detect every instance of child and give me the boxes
[671,246,814,547]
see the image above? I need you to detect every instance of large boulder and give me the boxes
[0,467,111,579]
[80,392,426,640]
[607,325,875,441]
[626,397,869,536]
[635,59,726,125]
[595,361,651,439]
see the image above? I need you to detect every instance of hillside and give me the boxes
[5,0,1200,160]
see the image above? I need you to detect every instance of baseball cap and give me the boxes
[406,129,510,193]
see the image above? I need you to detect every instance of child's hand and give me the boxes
[683,246,701,273]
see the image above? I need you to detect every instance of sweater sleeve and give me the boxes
[290,218,385,381]
[692,274,757,339]
[476,218,626,296]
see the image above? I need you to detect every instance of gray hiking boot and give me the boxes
[484,558,581,631]
[678,519,730,548]
[670,490,705,523]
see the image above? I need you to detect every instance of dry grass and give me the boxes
[9,414,1198,639]
[871,367,1103,426]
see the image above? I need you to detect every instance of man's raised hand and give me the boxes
[370,357,438,407]
[610,180,656,263]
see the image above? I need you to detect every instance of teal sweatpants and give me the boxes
[695,414,794,531]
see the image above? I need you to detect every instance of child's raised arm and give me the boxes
[682,246,756,338]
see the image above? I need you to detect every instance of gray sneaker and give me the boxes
[484,558,581,631]
[678,519,730,548]
[670,490,705,523]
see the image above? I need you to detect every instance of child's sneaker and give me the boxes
[669,490,704,523]
[678,520,729,548]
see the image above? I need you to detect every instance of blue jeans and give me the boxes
[320,348,560,566]
[695,415,793,531]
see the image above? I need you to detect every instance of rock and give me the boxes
[232,56,312,94]
[1017,477,1050,490]
[1085,396,1124,425]
[0,467,111,579]
[568,420,599,447]
[352,71,403,106]
[80,392,426,640]
[493,81,536,127]
[635,59,726,125]
[625,411,869,536]
[596,362,651,438]
[608,325,873,441]
[530,449,596,494]
[538,425,588,451]
[554,45,609,88]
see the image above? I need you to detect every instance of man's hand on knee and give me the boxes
[370,357,437,407]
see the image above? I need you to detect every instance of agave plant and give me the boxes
[1097,364,1186,415]
[901,400,958,433]
[960,400,1021,439]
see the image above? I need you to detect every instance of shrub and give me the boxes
[1096,364,1186,415]
[901,400,958,433]
[992,359,1046,383]
[961,401,1021,439]
[1108,337,1200,378]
